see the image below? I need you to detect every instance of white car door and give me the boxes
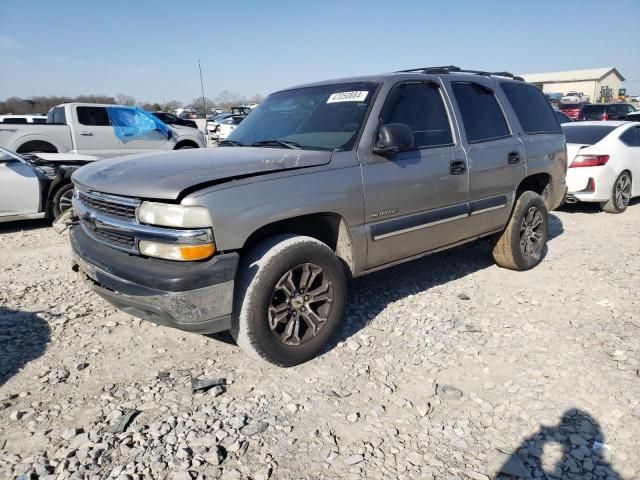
[0,149,41,218]
[72,106,122,157]
[108,107,171,155]
[618,124,640,197]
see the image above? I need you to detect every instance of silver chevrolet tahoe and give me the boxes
[68,66,567,366]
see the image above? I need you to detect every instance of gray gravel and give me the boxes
[1,203,639,479]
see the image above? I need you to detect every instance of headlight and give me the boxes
[139,240,215,261]
[138,202,212,228]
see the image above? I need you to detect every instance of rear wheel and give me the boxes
[600,171,631,214]
[231,235,347,366]
[492,191,548,271]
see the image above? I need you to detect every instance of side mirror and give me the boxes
[373,123,414,156]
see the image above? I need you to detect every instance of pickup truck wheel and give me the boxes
[232,235,347,366]
[50,183,75,219]
[492,191,548,271]
[600,171,631,214]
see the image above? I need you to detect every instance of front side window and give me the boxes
[227,82,377,150]
[381,82,453,148]
[77,107,110,126]
[501,82,561,134]
[451,82,510,143]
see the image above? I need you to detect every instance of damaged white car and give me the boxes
[0,146,99,222]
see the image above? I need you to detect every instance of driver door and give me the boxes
[360,81,470,269]
[0,152,41,218]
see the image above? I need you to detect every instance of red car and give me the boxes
[559,103,586,120]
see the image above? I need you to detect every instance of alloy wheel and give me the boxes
[615,173,632,210]
[59,189,74,213]
[519,206,544,259]
[268,263,334,346]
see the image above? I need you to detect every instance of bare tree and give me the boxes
[116,94,136,106]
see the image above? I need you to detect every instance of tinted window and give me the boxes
[559,104,582,111]
[620,127,640,147]
[562,125,616,145]
[32,118,46,124]
[2,117,27,124]
[451,82,510,143]
[383,82,453,148]
[501,83,562,134]
[554,111,572,124]
[580,105,606,115]
[77,106,110,126]
[48,107,66,124]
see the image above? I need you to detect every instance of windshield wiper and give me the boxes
[217,139,243,147]
[251,139,301,149]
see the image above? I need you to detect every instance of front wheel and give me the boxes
[600,171,632,214]
[231,235,348,366]
[492,191,548,271]
[50,183,75,219]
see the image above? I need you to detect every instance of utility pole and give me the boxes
[198,60,207,118]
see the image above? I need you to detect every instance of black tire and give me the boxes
[175,143,198,150]
[231,235,348,366]
[600,171,632,214]
[50,183,75,219]
[492,191,548,271]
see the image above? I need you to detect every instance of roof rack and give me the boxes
[397,65,524,81]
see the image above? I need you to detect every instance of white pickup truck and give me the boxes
[0,103,206,156]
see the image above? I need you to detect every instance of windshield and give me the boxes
[227,82,378,150]
[562,125,616,145]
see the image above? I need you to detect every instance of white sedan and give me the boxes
[0,146,99,223]
[562,121,640,213]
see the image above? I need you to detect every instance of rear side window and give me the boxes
[383,82,453,148]
[620,126,640,147]
[562,125,616,145]
[48,107,66,124]
[77,107,111,126]
[501,83,561,134]
[451,82,510,143]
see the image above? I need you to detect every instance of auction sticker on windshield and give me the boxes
[327,91,369,103]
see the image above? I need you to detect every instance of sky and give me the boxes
[1,0,639,104]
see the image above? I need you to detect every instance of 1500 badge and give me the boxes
[370,208,398,218]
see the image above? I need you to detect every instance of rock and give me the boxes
[285,404,298,414]
[69,432,91,450]
[9,410,25,421]
[76,362,89,371]
[204,446,226,465]
[346,413,359,423]
[253,467,272,480]
[457,293,471,300]
[436,384,463,401]
[344,454,364,465]
[171,472,192,480]
[240,421,268,436]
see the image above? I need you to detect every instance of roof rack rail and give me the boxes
[397,65,524,81]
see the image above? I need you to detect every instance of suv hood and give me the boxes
[72,147,332,200]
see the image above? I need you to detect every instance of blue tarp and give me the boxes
[106,107,170,142]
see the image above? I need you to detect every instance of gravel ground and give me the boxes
[1,202,639,480]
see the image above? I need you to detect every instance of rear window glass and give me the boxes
[48,107,66,124]
[580,105,606,115]
[451,82,510,143]
[501,83,561,134]
[562,125,616,145]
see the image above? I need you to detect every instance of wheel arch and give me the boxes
[16,140,58,154]
[516,172,552,208]
[174,140,199,150]
[240,212,356,277]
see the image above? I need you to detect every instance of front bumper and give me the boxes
[70,226,238,334]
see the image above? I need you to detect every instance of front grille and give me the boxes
[79,191,137,219]
[91,227,135,248]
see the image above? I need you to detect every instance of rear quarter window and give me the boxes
[501,83,561,134]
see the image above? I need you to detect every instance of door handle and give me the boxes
[79,131,94,136]
[508,151,521,164]
[449,160,466,175]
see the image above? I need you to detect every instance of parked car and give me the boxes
[554,110,573,124]
[624,111,640,121]
[216,115,245,140]
[65,66,566,366]
[577,103,637,121]
[0,103,206,155]
[0,115,47,124]
[559,103,586,120]
[562,91,589,104]
[0,146,100,222]
[206,113,234,138]
[562,121,640,213]
[151,111,198,129]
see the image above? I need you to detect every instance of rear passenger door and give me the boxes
[72,106,122,157]
[361,81,469,269]
[446,79,525,235]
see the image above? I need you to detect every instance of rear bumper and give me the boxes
[70,226,238,334]
[566,165,614,202]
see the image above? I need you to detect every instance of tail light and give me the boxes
[569,155,609,168]
[602,112,609,120]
